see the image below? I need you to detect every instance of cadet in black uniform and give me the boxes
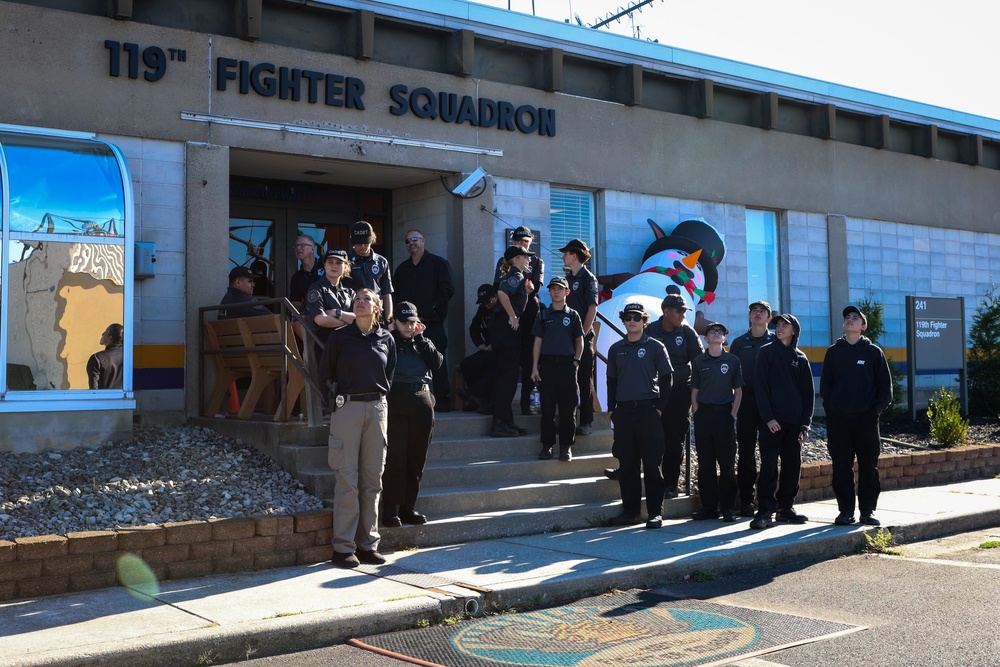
[219,266,270,319]
[728,300,775,516]
[821,305,893,527]
[495,226,544,416]
[347,221,394,322]
[752,313,815,530]
[490,246,534,437]
[300,249,356,350]
[560,239,598,435]
[606,303,673,529]
[382,301,443,528]
[644,294,704,497]
[690,322,743,522]
[530,276,584,461]
[458,284,497,412]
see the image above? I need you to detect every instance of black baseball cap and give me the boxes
[547,276,570,289]
[558,238,591,255]
[504,245,535,261]
[323,248,349,262]
[843,305,868,325]
[229,266,257,281]
[772,313,801,335]
[749,300,772,313]
[476,284,496,304]
[395,301,420,322]
[661,294,692,311]
[511,225,533,241]
[350,221,374,244]
[620,303,648,318]
[705,322,728,335]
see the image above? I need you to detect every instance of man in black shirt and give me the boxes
[606,303,673,530]
[87,323,125,390]
[394,229,456,410]
[728,300,775,516]
[560,239,598,435]
[289,235,323,304]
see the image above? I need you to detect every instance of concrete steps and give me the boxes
[197,409,689,548]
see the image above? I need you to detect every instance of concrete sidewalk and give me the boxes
[4,478,1000,667]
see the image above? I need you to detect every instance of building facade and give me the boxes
[2,0,998,451]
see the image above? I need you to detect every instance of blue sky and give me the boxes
[469,0,999,121]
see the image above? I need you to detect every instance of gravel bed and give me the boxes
[0,425,324,542]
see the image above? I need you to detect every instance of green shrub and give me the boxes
[926,387,968,447]
[969,283,1000,417]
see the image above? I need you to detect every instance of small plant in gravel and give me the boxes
[927,387,968,447]
[857,528,901,555]
[976,541,1000,549]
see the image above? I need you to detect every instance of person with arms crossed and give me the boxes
[751,313,814,530]
[821,305,893,527]
[606,303,673,529]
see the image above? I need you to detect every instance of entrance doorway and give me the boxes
[228,177,391,300]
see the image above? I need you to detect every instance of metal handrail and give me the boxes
[199,297,325,427]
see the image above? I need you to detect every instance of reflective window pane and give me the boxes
[7,240,125,390]
[5,136,125,237]
[746,209,781,311]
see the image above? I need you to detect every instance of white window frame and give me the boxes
[0,123,134,412]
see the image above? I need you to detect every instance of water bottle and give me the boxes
[529,385,541,415]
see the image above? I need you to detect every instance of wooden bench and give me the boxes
[204,314,306,421]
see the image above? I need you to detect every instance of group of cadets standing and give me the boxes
[603,298,893,531]
[225,221,894,564]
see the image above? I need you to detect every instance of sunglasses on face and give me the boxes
[707,329,725,336]
[294,243,314,249]
[406,237,423,243]
[622,313,644,322]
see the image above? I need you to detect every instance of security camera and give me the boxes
[451,167,488,198]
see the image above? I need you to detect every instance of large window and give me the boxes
[0,127,133,408]
[550,188,596,272]
[746,209,781,311]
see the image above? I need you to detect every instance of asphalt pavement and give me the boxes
[3,478,1000,667]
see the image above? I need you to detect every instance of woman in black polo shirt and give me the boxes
[319,288,396,568]
[382,301,442,528]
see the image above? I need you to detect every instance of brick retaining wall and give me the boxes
[3,444,1000,603]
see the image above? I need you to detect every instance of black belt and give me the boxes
[700,402,734,411]
[392,382,429,392]
[615,399,656,409]
[345,392,384,402]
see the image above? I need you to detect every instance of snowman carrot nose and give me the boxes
[682,249,702,270]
